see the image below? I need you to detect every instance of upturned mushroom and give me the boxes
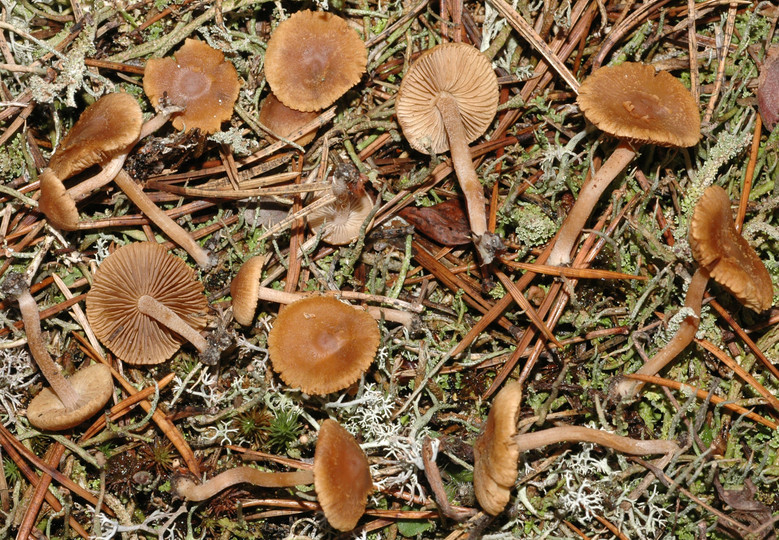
[474,382,678,515]
[1,272,113,431]
[307,166,374,245]
[547,62,701,266]
[172,419,373,531]
[396,43,502,263]
[86,242,214,365]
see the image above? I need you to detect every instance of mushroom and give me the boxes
[259,92,320,146]
[614,185,774,398]
[1,272,113,431]
[172,419,372,531]
[267,296,380,395]
[307,168,374,245]
[396,43,501,263]
[473,381,678,515]
[86,242,213,365]
[143,38,240,134]
[264,10,367,112]
[547,62,701,266]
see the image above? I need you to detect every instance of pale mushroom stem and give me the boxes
[173,467,315,501]
[514,426,678,455]
[3,274,81,410]
[547,140,638,266]
[137,295,210,353]
[614,267,710,399]
[113,170,214,269]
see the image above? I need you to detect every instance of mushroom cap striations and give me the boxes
[473,381,521,515]
[48,92,142,180]
[143,39,240,134]
[577,62,701,148]
[314,419,373,531]
[86,242,209,364]
[264,10,367,112]
[26,363,113,431]
[689,186,773,312]
[267,296,379,395]
[396,42,499,155]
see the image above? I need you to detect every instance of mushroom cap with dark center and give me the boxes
[267,296,380,395]
[395,42,499,155]
[26,363,113,431]
[48,92,143,180]
[314,419,373,531]
[577,62,701,148]
[259,92,319,146]
[264,10,367,112]
[86,242,209,364]
[143,39,240,134]
[689,185,773,312]
[473,381,521,515]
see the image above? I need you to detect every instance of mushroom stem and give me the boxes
[547,141,638,266]
[514,426,678,456]
[113,170,214,269]
[614,267,709,399]
[173,467,315,501]
[137,295,209,353]
[2,273,81,410]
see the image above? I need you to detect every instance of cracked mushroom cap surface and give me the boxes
[689,185,774,312]
[267,296,379,395]
[577,62,701,148]
[143,39,240,134]
[314,419,373,531]
[86,242,209,364]
[473,381,521,515]
[48,92,143,180]
[264,10,367,112]
[395,42,499,155]
[26,363,113,431]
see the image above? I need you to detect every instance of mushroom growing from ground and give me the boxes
[1,272,113,431]
[473,382,678,515]
[614,185,774,398]
[172,419,373,531]
[396,42,501,263]
[86,242,214,365]
[267,296,380,395]
[307,165,374,245]
[264,10,367,112]
[259,92,320,146]
[546,62,701,266]
[143,38,240,134]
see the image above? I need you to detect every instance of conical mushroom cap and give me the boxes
[577,62,701,148]
[689,186,773,312]
[314,419,372,531]
[27,363,113,431]
[396,42,499,155]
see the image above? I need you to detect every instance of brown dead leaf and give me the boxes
[399,198,471,246]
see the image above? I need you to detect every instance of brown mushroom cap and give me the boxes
[48,92,143,180]
[38,169,79,230]
[473,381,521,515]
[314,419,373,531]
[26,363,113,431]
[230,255,266,326]
[86,242,209,364]
[143,39,240,134]
[259,92,319,146]
[689,185,773,312]
[264,10,367,112]
[395,42,499,155]
[267,296,380,395]
[577,62,701,148]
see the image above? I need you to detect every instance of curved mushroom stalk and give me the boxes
[173,467,314,501]
[513,426,679,456]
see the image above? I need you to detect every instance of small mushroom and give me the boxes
[172,419,372,531]
[473,382,678,515]
[396,43,501,263]
[259,92,320,146]
[1,272,113,431]
[86,242,212,365]
[264,10,367,112]
[547,62,701,265]
[143,38,240,134]
[307,171,374,245]
[267,296,380,395]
